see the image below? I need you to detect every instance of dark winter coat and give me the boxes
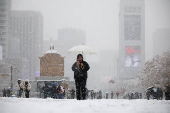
[165,85,170,93]
[6,89,10,97]
[2,89,6,96]
[57,86,62,94]
[72,61,90,79]
[71,89,75,95]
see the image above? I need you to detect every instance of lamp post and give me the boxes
[11,66,13,89]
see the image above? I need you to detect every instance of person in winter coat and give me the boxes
[99,91,102,99]
[116,92,119,99]
[6,88,10,97]
[153,87,157,99]
[57,85,62,99]
[111,92,114,99]
[71,89,75,99]
[2,88,6,97]
[159,88,163,100]
[94,92,96,99]
[96,92,99,99]
[16,79,23,98]
[60,85,64,99]
[72,54,90,100]
[23,79,31,98]
[43,83,49,98]
[106,92,109,99]
[66,89,71,99]
[91,90,94,99]
[51,85,57,99]
[165,83,170,100]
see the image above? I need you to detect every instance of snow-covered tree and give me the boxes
[139,51,170,90]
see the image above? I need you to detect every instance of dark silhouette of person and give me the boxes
[72,54,90,100]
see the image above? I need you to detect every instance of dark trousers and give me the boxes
[25,90,29,98]
[17,90,22,98]
[75,77,87,100]
[71,94,75,99]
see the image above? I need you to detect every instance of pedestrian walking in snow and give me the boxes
[71,89,75,99]
[96,92,99,99]
[2,88,6,97]
[106,92,109,99]
[116,92,119,99]
[99,90,102,99]
[16,79,23,98]
[72,54,90,100]
[66,89,71,99]
[6,88,10,97]
[111,92,114,99]
[60,85,64,99]
[91,90,94,99]
[43,83,49,98]
[23,79,31,98]
[94,92,96,99]
[57,85,62,99]
[165,83,170,100]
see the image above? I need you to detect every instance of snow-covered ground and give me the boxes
[0,97,170,113]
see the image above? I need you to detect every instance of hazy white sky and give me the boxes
[12,0,170,61]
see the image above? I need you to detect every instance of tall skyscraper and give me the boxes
[119,0,145,79]
[10,11,43,80]
[0,0,11,59]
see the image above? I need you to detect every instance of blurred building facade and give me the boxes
[119,0,145,79]
[0,0,11,59]
[10,11,43,80]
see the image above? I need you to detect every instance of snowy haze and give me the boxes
[11,0,170,89]
[12,0,170,61]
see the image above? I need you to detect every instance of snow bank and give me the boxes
[0,97,169,113]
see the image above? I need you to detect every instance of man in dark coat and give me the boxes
[6,88,10,97]
[71,89,75,99]
[111,92,114,99]
[2,88,6,97]
[165,83,170,100]
[99,91,102,99]
[72,54,90,100]
[43,83,49,98]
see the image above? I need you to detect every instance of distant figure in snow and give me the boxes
[16,79,23,98]
[23,79,31,98]
[2,88,6,97]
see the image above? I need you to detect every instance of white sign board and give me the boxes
[0,45,2,60]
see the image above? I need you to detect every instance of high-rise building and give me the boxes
[10,11,43,80]
[153,29,170,56]
[119,0,145,79]
[0,0,11,59]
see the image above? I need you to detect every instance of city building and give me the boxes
[10,11,43,80]
[119,0,145,79]
[0,0,11,59]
